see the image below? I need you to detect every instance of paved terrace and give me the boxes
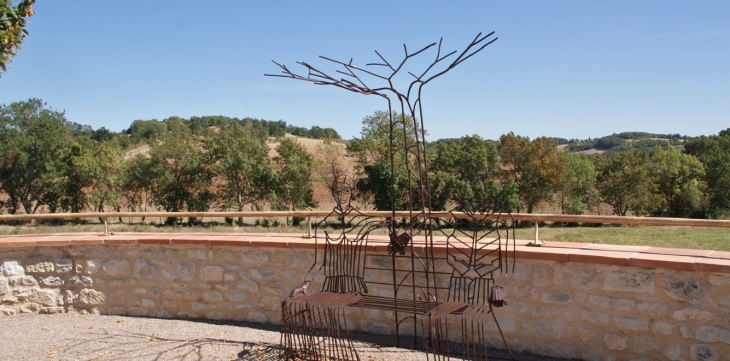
[1,232,729,274]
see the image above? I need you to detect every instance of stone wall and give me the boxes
[1,238,729,360]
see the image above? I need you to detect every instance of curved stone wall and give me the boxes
[1,232,729,360]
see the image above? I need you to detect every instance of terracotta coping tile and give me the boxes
[104,239,137,245]
[568,249,633,266]
[513,246,574,262]
[209,239,251,247]
[642,247,713,257]
[695,258,730,273]
[170,236,211,245]
[707,251,730,260]
[35,239,72,247]
[0,240,36,248]
[629,253,699,271]
[138,238,171,245]
[543,241,590,249]
[583,244,650,252]
[69,238,105,246]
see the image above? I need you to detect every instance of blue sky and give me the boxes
[1,1,728,141]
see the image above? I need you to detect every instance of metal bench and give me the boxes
[280,176,517,361]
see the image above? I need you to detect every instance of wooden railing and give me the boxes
[1,211,728,243]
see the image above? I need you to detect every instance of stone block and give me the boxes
[247,311,267,323]
[30,289,57,307]
[588,295,635,311]
[151,307,172,318]
[708,275,730,287]
[522,321,548,338]
[673,308,714,322]
[531,307,558,318]
[40,276,64,287]
[224,273,236,281]
[542,291,571,304]
[128,307,147,316]
[361,320,391,335]
[160,267,175,280]
[226,291,248,303]
[690,344,718,361]
[177,262,196,281]
[139,298,155,308]
[55,259,73,273]
[0,279,7,295]
[582,310,610,326]
[681,326,694,339]
[533,265,550,286]
[103,259,131,277]
[133,258,157,278]
[200,266,224,282]
[603,271,654,293]
[717,293,730,307]
[25,261,54,273]
[567,326,594,342]
[186,249,207,260]
[202,291,223,303]
[604,332,628,350]
[190,302,207,311]
[614,317,648,331]
[664,277,704,303]
[39,307,64,314]
[69,275,93,287]
[64,290,78,304]
[631,335,660,355]
[665,345,683,361]
[206,311,225,320]
[695,326,730,345]
[20,276,37,287]
[79,289,105,305]
[250,268,276,280]
[0,307,16,315]
[652,321,675,336]
[1,259,24,276]
[637,301,668,317]
[84,259,102,274]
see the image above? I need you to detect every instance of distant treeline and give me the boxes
[550,132,687,155]
[1,99,729,222]
[121,116,340,148]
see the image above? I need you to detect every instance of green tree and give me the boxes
[557,152,598,215]
[121,153,152,213]
[498,133,566,213]
[346,111,418,210]
[147,120,212,225]
[685,129,730,218]
[207,124,273,225]
[648,146,706,218]
[274,138,316,225]
[594,150,662,216]
[0,99,71,214]
[430,134,510,211]
[1,0,34,75]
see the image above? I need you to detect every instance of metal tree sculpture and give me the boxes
[270,32,515,361]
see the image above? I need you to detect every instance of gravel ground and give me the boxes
[0,314,571,361]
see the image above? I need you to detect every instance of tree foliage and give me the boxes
[273,138,316,224]
[147,120,212,224]
[498,133,565,213]
[594,150,662,216]
[0,99,71,214]
[685,129,730,218]
[557,152,598,215]
[207,124,273,225]
[0,0,34,75]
